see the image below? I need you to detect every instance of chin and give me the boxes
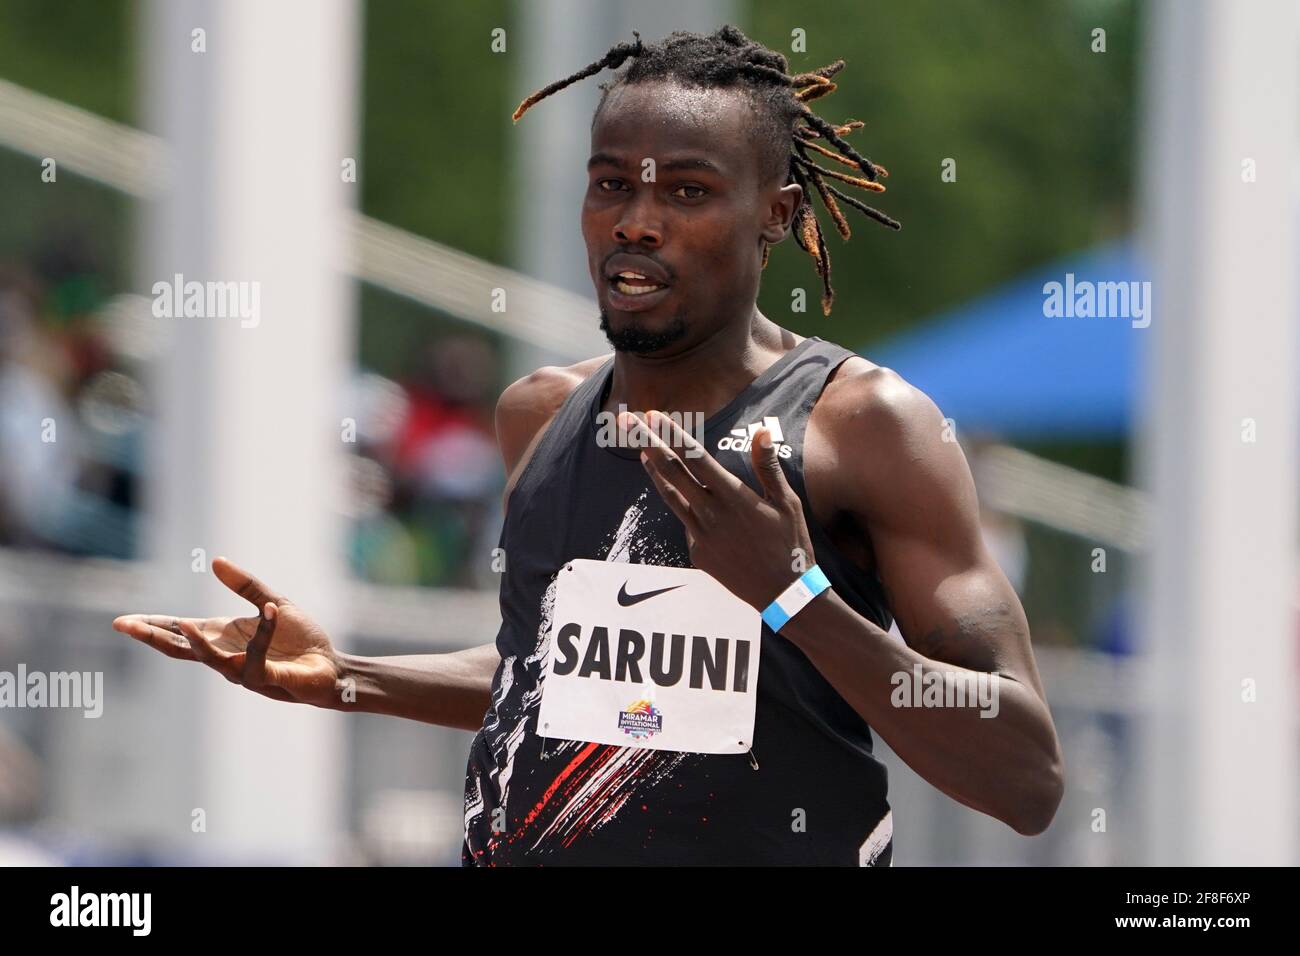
[599,307,689,355]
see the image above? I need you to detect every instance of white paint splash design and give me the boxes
[858,809,893,866]
[465,488,695,857]
[525,490,693,849]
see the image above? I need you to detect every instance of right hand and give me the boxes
[113,557,345,709]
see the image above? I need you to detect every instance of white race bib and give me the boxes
[537,559,762,754]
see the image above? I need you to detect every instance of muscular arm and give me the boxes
[333,644,502,731]
[333,361,603,730]
[783,368,1064,835]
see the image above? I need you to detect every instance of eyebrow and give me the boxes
[587,151,625,170]
[586,153,725,175]
[661,157,723,175]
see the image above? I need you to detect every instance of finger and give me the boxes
[177,618,240,681]
[241,603,277,690]
[647,410,750,499]
[749,427,796,505]
[650,409,743,482]
[620,411,710,509]
[115,614,194,636]
[640,450,702,537]
[113,616,198,662]
[212,556,289,611]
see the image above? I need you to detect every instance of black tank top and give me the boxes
[462,336,895,866]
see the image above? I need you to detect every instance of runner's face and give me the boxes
[583,80,778,353]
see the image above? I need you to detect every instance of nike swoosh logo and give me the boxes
[617,582,685,606]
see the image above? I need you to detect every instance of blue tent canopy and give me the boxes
[867,242,1147,440]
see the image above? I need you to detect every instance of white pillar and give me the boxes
[1139,0,1298,865]
[138,0,358,862]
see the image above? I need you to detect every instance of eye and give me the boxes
[596,178,627,192]
[672,184,707,200]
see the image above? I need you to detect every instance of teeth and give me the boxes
[611,268,665,296]
[615,279,663,295]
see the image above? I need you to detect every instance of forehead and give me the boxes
[590,79,765,179]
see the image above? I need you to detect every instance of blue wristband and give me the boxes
[762,565,832,632]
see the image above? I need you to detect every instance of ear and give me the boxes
[761,182,804,244]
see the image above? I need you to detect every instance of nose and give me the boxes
[612,198,662,248]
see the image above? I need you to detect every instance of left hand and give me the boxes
[621,409,816,611]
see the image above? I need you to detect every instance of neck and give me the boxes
[602,309,802,421]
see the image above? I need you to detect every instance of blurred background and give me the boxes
[0,0,1294,865]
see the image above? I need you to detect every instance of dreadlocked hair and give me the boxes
[511,25,899,316]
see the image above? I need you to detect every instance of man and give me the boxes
[115,26,1063,866]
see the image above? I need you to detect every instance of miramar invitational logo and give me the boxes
[618,699,663,740]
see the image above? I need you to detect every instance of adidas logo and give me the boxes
[716,416,793,458]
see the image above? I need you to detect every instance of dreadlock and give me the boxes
[512,25,899,316]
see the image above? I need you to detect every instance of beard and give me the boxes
[598,307,689,355]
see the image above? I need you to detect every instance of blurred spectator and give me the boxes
[0,263,79,547]
[4,239,509,589]
[1096,592,1137,657]
[345,333,504,588]
[0,234,143,558]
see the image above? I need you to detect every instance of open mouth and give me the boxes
[610,270,669,296]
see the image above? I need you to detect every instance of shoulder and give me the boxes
[812,354,977,520]
[816,355,949,446]
[495,353,611,475]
